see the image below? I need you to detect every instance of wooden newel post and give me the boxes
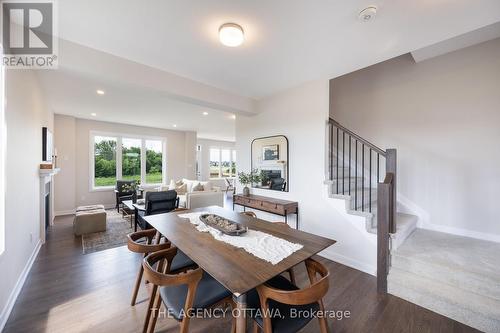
[385,149,397,233]
[377,173,393,294]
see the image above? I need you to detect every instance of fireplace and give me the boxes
[44,182,51,230]
[261,169,282,186]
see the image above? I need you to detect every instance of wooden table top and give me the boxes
[144,206,336,295]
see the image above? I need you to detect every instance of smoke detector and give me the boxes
[359,6,377,22]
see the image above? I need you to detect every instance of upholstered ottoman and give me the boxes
[76,204,105,212]
[74,207,107,236]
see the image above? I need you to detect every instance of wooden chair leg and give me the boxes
[252,321,260,333]
[131,265,144,306]
[288,268,296,285]
[148,289,163,333]
[318,300,330,333]
[142,285,158,333]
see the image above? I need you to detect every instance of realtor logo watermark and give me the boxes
[1,0,58,68]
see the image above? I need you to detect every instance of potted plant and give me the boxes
[238,170,260,196]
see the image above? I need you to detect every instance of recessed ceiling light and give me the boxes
[219,23,244,47]
[173,124,177,128]
[91,113,97,117]
[359,6,377,22]
[203,112,209,116]
[96,89,105,95]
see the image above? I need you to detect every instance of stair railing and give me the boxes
[327,117,397,293]
[328,118,396,228]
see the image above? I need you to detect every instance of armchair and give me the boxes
[115,180,136,212]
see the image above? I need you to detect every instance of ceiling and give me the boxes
[57,0,500,98]
[38,69,237,141]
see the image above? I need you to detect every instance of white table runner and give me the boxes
[178,212,303,265]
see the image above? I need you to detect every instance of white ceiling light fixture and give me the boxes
[96,89,105,95]
[230,114,236,120]
[90,112,97,117]
[172,124,177,128]
[202,111,209,116]
[359,6,377,22]
[219,23,244,47]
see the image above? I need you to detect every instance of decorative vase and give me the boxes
[243,186,250,196]
[132,191,138,203]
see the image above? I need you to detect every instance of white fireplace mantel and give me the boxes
[39,168,60,244]
[39,168,60,177]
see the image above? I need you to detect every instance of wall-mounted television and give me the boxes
[42,127,53,162]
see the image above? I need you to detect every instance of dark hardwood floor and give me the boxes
[4,212,479,333]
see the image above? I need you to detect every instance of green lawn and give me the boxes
[94,172,162,187]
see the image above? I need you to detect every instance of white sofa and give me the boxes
[165,179,224,209]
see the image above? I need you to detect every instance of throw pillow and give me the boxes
[192,183,204,192]
[175,183,187,195]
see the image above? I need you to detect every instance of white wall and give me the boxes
[0,70,53,328]
[331,38,500,241]
[236,80,377,275]
[53,115,197,211]
[54,115,76,213]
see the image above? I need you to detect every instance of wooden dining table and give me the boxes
[144,206,336,333]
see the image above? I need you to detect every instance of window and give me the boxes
[122,138,141,182]
[209,148,220,178]
[94,136,117,187]
[91,133,166,189]
[145,140,163,184]
[209,147,237,179]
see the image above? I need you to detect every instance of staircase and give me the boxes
[326,118,500,333]
[325,118,417,248]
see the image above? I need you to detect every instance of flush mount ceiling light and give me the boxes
[96,89,105,95]
[230,114,236,120]
[203,111,209,116]
[219,23,244,47]
[90,113,97,117]
[172,124,177,128]
[359,6,377,22]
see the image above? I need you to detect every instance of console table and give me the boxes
[233,194,299,229]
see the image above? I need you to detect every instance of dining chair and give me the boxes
[136,190,179,230]
[127,229,195,306]
[142,247,235,333]
[248,258,330,333]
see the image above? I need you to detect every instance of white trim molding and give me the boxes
[318,246,377,277]
[0,240,42,331]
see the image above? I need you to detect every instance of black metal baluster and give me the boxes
[336,127,339,194]
[369,149,372,213]
[355,141,358,210]
[349,136,351,196]
[342,131,345,195]
[377,153,380,184]
[329,123,333,181]
[362,144,365,212]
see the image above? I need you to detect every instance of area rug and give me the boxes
[82,209,133,254]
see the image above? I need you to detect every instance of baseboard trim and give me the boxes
[54,209,75,216]
[0,239,42,331]
[318,247,377,276]
[420,223,500,243]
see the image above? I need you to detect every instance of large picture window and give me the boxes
[91,133,166,189]
[94,136,117,187]
[209,147,236,179]
[122,138,141,182]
